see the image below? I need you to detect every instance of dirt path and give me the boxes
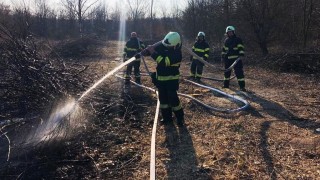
[1,41,319,179]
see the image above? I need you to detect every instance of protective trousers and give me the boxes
[224,58,245,88]
[158,87,184,125]
[125,60,141,84]
[190,59,204,80]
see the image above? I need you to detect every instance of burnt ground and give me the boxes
[0,41,320,179]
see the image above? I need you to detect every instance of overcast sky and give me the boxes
[1,0,187,16]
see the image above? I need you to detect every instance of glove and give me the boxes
[134,53,141,59]
[146,45,155,55]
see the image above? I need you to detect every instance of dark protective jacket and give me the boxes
[124,37,145,58]
[221,35,244,60]
[192,40,210,60]
[150,43,182,90]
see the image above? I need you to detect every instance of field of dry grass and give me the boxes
[1,41,319,179]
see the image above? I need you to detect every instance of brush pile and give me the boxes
[0,27,89,120]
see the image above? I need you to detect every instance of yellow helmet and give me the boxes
[162,32,181,47]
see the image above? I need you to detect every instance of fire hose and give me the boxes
[182,45,241,72]
[115,52,249,180]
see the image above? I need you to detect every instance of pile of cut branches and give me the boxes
[0,26,89,119]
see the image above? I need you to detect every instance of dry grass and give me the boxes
[1,41,319,179]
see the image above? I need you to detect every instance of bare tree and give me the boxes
[91,2,109,37]
[150,0,154,39]
[61,0,99,37]
[34,0,51,37]
[239,0,283,55]
[110,5,120,21]
[0,3,11,26]
[182,0,223,42]
[301,0,315,49]
[11,2,32,39]
[182,0,199,39]
[223,0,231,24]
[126,0,148,31]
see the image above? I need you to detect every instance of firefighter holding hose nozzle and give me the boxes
[135,32,184,126]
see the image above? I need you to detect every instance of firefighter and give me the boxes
[123,32,145,84]
[221,26,246,91]
[136,32,184,126]
[190,31,210,82]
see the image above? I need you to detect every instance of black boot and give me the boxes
[223,80,229,88]
[135,77,141,84]
[125,76,131,85]
[195,77,202,84]
[188,75,195,81]
[160,108,172,125]
[238,81,246,91]
[174,109,184,127]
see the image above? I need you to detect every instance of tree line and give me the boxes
[0,0,319,55]
[183,0,320,55]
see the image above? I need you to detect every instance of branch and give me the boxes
[82,0,100,16]
[0,130,11,162]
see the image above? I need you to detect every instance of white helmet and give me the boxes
[131,32,137,37]
[197,31,205,37]
[225,26,235,33]
[162,32,181,47]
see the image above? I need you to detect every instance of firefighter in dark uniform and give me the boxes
[137,32,184,126]
[123,32,145,84]
[190,31,210,82]
[221,26,246,91]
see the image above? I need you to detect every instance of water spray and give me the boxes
[30,57,138,144]
[50,56,138,121]
[78,57,137,101]
[63,56,138,115]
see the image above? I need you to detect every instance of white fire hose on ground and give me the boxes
[115,50,249,179]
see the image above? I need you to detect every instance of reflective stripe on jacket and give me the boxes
[221,35,244,60]
[124,37,145,58]
[151,44,182,81]
[192,40,210,59]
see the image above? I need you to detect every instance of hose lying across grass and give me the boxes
[115,54,249,180]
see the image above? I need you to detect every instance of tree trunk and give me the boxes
[150,0,154,40]
[78,0,83,37]
[224,0,230,24]
[259,41,269,55]
[302,0,314,50]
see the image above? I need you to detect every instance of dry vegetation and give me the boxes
[0,40,319,179]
